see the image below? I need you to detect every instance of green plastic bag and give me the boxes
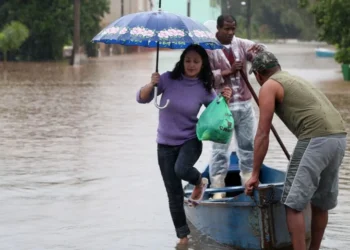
[196,96,234,144]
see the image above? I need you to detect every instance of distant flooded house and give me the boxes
[102,0,151,27]
[98,0,221,56]
[100,0,152,55]
[152,0,221,24]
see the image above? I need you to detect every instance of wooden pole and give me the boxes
[70,0,80,66]
[121,0,124,16]
[246,0,251,39]
[187,0,191,17]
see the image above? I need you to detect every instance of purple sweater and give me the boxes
[136,71,216,146]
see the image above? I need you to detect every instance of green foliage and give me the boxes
[80,0,110,57]
[335,48,350,65]
[0,0,109,61]
[0,21,29,61]
[300,0,350,64]
[222,0,318,41]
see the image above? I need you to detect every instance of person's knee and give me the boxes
[174,164,200,186]
[285,205,303,215]
[211,145,229,158]
[285,205,304,224]
[284,196,310,213]
[311,203,329,223]
[175,161,194,181]
[311,203,328,212]
[174,164,185,179]
[210,153,229,170]
[235,130,254,151]
[311,195,337,211]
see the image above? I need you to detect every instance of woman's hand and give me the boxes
[222,86,233,103]
[151,72,160,86]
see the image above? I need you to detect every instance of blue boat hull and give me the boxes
[315,48,336,58]
[183,152,311,250]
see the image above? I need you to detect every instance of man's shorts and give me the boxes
[281,133,347,211]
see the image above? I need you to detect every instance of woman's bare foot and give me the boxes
[190,178,208,201]
[178,237,189,245]
[191,184,203,200]
[176,237,190,250]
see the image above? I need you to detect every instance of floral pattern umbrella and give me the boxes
[92,1,222,109]
[92,12,222,50]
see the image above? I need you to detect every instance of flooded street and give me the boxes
[0,43,349,250]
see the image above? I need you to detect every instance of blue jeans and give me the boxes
[209,101,256,188]
[157,138,202,239]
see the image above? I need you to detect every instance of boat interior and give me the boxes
[184,152,286,201]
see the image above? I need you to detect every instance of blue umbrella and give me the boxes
[92,0,222,109]
[92,12,222,51]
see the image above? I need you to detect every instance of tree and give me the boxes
[253,0,317,40]
[300,0,350,64]
[0,21,29,62]
[221,0,318,41]
[79,0,110,58]
[0,0,109,61]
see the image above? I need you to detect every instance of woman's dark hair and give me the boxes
[170,44,213,93]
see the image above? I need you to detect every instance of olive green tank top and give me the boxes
[269,71,346,140]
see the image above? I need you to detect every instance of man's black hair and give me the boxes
[217,14,237,28]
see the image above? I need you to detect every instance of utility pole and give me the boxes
[149,0,154,9]
[121,0,124,16]
[70,0,80,66]
[225,0,231,14]
[119,0,125,55]
[246,0,251,39]
[187,0,191,17]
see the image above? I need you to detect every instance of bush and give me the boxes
[0,21,29,62]
[0,0,109,61]
[335,47,350,65]
[301,0,350,64]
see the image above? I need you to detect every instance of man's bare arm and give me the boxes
[251,80,281,179]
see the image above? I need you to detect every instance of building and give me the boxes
[102,0,152,27]
[99,0,221,56]
[100,0,152,55]
[152,0,221,24]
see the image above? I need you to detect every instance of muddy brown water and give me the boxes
[0,43,348,250]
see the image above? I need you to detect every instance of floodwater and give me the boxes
[0,43,349,250]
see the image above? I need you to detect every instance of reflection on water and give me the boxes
[0,43,349,250]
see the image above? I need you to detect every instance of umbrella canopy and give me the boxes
[92,10,222,50]
[92,4,223,110]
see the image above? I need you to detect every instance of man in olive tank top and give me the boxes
[244,51,347,250]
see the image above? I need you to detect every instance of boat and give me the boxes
[183,152,311,250]
[315,47,336,58]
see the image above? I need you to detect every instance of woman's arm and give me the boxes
[203,87,232,107]
[204,89,217,107]
[136,72,161,103]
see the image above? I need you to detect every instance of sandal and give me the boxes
[188,178,208,207]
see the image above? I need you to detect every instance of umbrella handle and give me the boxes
[154,40,169,110]
[153,85,169,109]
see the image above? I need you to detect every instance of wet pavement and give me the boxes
[0,43,349,250]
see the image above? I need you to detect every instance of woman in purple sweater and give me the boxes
[136,44,232,245]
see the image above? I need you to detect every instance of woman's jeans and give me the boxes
[157,138,202,239]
